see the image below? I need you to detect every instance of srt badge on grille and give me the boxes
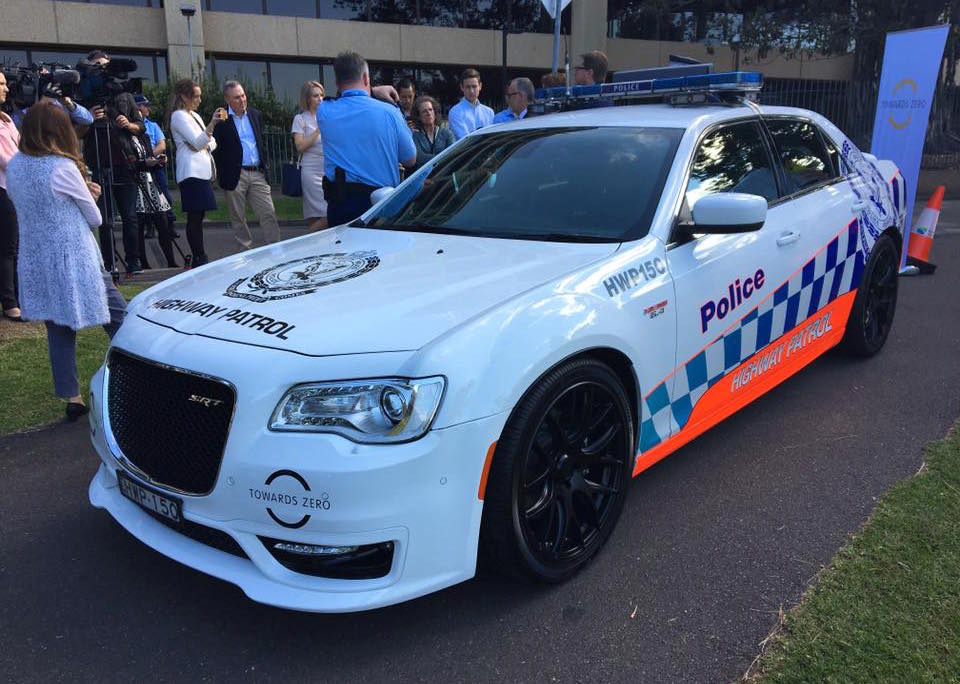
[224,251,380,303]
[189,394,224,407]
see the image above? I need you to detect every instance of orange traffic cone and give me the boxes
[907,185,945,275]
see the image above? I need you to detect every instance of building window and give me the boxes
[206,0,264,13]
[269,61,322,107]
[0,48,29,66]
[210,57,269,89]
[266,0,318,16]
[26,49,167,82]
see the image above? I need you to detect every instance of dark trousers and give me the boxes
[0,187,18,311]
[324,177,374,227]
[45,271,126,398]
[96,181,140,272]
[137,213,178,268]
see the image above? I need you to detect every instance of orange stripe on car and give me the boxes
[478,441,498,500]
[633,291,857,477]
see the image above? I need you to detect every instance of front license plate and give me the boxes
[117,470,182,524]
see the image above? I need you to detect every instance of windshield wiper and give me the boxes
[393,223,477,236]
[529,233,620,243]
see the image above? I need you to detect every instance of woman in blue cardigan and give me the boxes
[411,95,456,171]
[7,102,126,421]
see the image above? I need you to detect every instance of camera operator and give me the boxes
[78,50,146,275]
[8,67,94,130]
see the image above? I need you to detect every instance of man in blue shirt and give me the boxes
[13,95,93,129]
[493,77,534,124]
[448,68,494,140]
[317,51,417,226]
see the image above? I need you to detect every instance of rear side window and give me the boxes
[685,121,778,208]
[766,119,836,194]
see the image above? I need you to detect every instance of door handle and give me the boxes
[777,231,801,247]
[851,200,866,212]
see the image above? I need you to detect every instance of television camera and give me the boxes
[75,57,142,118]
[0,62,81,112]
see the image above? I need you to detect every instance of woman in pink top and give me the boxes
[0,70,22,321]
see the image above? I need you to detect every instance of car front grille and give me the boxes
[107,349,235,495]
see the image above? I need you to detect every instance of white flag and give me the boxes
[540,0,572,19]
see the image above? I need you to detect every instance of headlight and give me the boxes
[270,377,445,443]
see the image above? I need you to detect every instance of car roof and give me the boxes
[474,103,821,134]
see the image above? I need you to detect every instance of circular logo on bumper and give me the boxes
[250,469,331,529]
[225,251,380,303]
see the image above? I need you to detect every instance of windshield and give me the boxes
[364,126,683,242]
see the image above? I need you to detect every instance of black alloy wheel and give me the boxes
[841,233,899,357]
[480,358,633,582]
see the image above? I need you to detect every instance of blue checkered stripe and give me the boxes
[639,221,866,452]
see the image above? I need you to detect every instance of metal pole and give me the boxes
[551,0,561,73]
[186,15,194,78]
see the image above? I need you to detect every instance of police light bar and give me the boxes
[534,70,763,105]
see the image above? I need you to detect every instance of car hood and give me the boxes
[134,227,617,356]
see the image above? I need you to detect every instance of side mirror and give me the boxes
[689,193,767,233]
[370,186,395,206]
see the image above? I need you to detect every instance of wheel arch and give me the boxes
[501,346,642,454]
[882,225,903,257]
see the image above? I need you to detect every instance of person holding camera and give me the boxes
[79,50,147,275]
[169,78,227,267]
[9,69,94,130]
[213,80,281,250]
[134,94,178,266]
[6,101,126,421]
[0,70,22,322]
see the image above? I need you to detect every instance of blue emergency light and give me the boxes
[534,70,763,107]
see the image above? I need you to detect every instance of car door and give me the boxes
[761,116,858,358]
[651,118,808,457]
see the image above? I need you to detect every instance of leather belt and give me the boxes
[241,165,260,171]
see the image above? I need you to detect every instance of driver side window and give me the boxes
[684,121,778,215]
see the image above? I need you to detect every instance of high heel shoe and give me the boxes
[66,402,90,422]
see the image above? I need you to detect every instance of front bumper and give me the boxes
[87,363,506,613]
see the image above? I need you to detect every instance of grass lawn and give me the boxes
[749,423,960,682]
[0,283,149,433]
[174,194,304,224]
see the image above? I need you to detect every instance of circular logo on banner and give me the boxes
[225,251,380,303]
[887,78,918,130]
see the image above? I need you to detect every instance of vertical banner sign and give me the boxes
[870,24,949,267]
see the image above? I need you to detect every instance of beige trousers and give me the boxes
[225,169,281,249]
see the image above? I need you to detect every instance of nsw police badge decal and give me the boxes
[224,251,380,303]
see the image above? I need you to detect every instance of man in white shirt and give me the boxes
[448,68,494,140]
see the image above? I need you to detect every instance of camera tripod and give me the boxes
[89,121,124,284]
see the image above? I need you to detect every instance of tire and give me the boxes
[839,233,899,357]
[479,358,634,583]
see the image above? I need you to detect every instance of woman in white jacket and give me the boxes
[168,79,227,266]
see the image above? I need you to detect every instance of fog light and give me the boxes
[272,542,359,556]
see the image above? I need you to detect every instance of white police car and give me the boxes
[88,72,905,612]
